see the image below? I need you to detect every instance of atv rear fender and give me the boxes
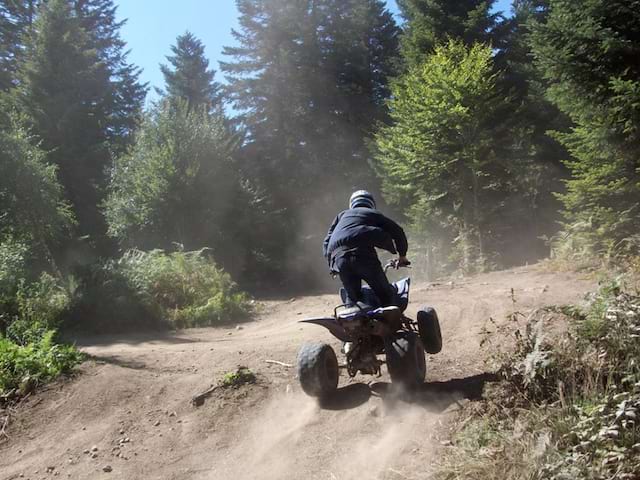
[300,317,352,342]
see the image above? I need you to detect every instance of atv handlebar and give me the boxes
[384,259,411,273]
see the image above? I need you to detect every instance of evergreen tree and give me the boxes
[16,0,145,257]
[160,31,222,111]
[17,0,110,250]
[222,0,314,191]
[70,0,146,151]
[221,0,399,281]
[301,0,399,188]
[530,0,640,256]
[105,100,256,277]
[490,0,570,261]
[0,0,37,90]
[375,41,512,273]
[222,0,398,188]
[397,0,504,67]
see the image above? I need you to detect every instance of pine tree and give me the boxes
[0,0,37,90]
[530,0,640,256]
[70,0,146,151]
[160,31,222,112]
[397,0,504,67]
[16,0,145,256]
[221,0,399,280]
[301,0,399,188]
[221,0,398,202]
[487,0,571,261]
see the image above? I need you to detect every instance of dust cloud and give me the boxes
[213,386,461,480]
[213,391,320,480]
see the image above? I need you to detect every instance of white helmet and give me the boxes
[349,190,376,209]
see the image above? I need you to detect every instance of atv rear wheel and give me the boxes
[417,307,442,354]
[384,331,426,389]
[297,343,339,398]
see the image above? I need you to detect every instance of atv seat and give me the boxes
[337,302,373,320]
[337,304,401,322]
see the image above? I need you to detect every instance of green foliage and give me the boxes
[375,41,512,273]
[0,239,28,332]
[495,0,569,262]
[115,249,251,328]
[0,330,82,396]
[105,100,252,275]
[0,119,75,261]
[223,0,398,185]
[6,273,72,344]
[397,0,504,67]
[221,367,256,388]
[160,31,222,111]
[221,0,399,284]
[530,0,640,259]
[68,260,156,333]
[71,0,146,151]
[0,0,36,91]
[438,280,640,479]
[70,249,251,331]
[16,0,144,254]
[0,119,74,332]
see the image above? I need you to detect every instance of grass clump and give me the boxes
[436,278,640,480]
[221,367,256,388]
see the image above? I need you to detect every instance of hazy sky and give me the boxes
[116,0,513,101]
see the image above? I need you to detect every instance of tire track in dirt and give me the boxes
[0,265,595,480]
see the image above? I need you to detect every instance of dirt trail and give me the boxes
[1,265,595,480]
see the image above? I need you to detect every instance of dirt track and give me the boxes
[1,265,595,480]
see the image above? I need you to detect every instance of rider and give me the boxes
[323,190,410,308]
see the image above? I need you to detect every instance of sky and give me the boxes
[116,0,514,102]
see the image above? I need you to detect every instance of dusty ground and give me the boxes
[0,265,595,480]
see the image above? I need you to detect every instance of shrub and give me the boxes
[0,242,71,341]
[69,249,251,332]
[0,239,28,332]
[3,273,71,344]
[115,249,251,328]
[0,330,82,396]
[68,261,157,333]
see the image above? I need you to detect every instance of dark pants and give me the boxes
[333,254,396,307]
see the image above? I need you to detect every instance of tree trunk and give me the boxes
[471,167,484,264]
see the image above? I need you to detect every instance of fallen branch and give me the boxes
[191,385,220,407]
[265,360,293,368]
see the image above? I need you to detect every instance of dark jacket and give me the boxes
[323,207,408,268]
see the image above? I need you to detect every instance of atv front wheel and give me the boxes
[417,307,442,354]
[297,343,339,398]
[384,331,426,389]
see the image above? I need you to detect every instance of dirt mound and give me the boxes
[0,265,594,480]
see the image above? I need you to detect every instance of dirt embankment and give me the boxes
[1,265,595,480]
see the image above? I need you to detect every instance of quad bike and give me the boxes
[297,260,442,398]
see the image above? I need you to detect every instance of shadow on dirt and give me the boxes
[369,372,498,413]
[316,372,498,412]
[70,331,201,348]
[87,354,148,370]
[320,383,372,410]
